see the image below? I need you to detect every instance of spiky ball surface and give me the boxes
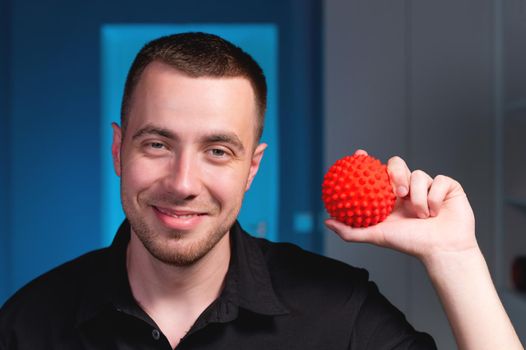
[322,154,396,227]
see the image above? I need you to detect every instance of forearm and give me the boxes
[423,247,523,350]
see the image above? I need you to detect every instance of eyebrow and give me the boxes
[203,133,245,154]
[132,125,176,141]
[131,124,246,154]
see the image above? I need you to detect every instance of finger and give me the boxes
[427,174,457,217]
[325,219,383,245]
[387,156,411,197]
[409,170,433,218]
[354,149,368,156]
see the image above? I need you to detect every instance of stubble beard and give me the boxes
[121,185,238,267]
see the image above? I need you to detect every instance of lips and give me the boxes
[153,206,205,218]
[151,205,207,230]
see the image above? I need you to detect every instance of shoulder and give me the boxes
[248,236,437,348]
[1,247,109,307]
[0,248,109,335]
[251,235,370,302]
[254,235,368,279]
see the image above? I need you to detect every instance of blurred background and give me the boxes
[1,0,525,348]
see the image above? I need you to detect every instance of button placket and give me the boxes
[152,328,161,340]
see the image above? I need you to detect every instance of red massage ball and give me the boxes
[322,154,396,227]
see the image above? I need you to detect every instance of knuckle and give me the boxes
[453,179,464,191]
[412,169,428,178]
[387,156,406,171]
[411,169,422,177]
[434,174,450,182]
[388,155,403,164]
[414,170,435,185]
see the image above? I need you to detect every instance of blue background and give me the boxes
[0,0,323,305]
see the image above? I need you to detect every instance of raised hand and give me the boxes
[325,150,523,350]
[325,150,477,263]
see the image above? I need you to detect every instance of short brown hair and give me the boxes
[120,32,267,142]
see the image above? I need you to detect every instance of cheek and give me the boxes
[122,158,165,193]
[202,164,250,203]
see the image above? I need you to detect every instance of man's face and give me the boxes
[111,61,266,266]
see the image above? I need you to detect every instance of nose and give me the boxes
[161,151,202,200]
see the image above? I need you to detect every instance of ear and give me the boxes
[245,143,267,192]
[111,122,123,177]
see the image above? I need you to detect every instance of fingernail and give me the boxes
[429,210,436,217]
[397,186,408,197]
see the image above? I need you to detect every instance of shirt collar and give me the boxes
[223,221,289,316]
[75,220,140,327]
[76,219,288,327]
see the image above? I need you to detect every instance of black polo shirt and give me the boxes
[0,220,436,349]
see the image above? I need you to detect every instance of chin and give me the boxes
[141,226,229,267]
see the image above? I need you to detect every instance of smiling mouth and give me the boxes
[152,206,206,218]
[151,205,207,230]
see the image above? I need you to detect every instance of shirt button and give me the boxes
[152,329,160,340]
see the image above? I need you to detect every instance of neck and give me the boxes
[126,231,231,315]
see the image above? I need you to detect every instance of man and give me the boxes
[0,32,522,349]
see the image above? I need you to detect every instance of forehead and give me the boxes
[126,62,259,144]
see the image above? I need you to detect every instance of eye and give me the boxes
[141,141,169,155]
[210,148,227,157]
[207,147,233,161]
[149,142,165,149]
